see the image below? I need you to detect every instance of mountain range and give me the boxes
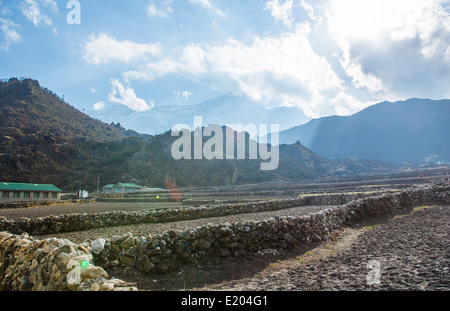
[0,78,397,191]
[276,98,450,164]
[87,93,311,135]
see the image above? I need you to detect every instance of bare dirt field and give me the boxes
[104,205,449,291]
[0,201,178,220]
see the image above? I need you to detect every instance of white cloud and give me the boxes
[20,0,57,27]
[147,0,174,18]
[174,89,193,100]
[189,0,225,17]
[90,87,98,93]
[108,79,152,112]
[264,0,294,27]
[300,0,320,22]
[82,33,161,65]
[93,101,105,111]
[330,91,376,116]
[326,0,450,99]
[124,23,343,118]
[0,18,22,50]
[0,1,11,15]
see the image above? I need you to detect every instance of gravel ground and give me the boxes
[0,201,178,220]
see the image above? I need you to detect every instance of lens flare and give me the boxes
[164,179,182,201]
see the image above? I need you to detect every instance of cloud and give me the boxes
[330,91,376,116]
[0,18,22,50]
[124,23,343,118]
[93,101,105,111]
[326,0,450,99]
[108,79,153,112]
[147,0,174,18]
[20,0,57,27]
[174,89,193,100]
[82,33,161,65]
[0,1,12,15]
[299,0,320,22]
[189,0,225,17]
[264,0,294,27]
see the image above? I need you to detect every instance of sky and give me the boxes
[1,0,449,123]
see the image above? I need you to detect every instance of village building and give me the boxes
[0,182,63,203]
[102,183,145,194]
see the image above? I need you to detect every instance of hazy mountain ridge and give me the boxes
[277,98,450,165]
[88,93,311,135]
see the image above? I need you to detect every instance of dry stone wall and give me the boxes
[0,199,94,210]
[0,192,371,236]
[1,183,449,291]
[0,231,137,291]
[87,183,449,275]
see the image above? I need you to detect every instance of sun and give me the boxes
[326,0,410,41]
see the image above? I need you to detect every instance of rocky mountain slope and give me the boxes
[0,78,142,188]
[0,78,395,191]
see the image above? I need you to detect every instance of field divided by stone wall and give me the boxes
[0,183,449,291]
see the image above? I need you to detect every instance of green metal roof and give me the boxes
[102,183,144,189]
[0,182,63,192]
[116,183,143,188]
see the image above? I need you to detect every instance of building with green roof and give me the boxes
[0,182,63,203]
[102,182,144,194]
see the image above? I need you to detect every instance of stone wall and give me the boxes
[0,232,137,291]
[0,199,94,210]
[1,183,449,291]
[87,183,449,275]
[0,192,372,237]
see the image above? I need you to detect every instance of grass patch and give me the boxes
[364,224,381,230]
[413,205,434,212]
[392,205,434,221]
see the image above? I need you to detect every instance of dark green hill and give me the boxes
[0,78,395,191]
[0,78,142,188]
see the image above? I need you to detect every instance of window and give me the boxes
[43,192,49,198]
[24,192,31,198]
[34,192,40,199]
[2,191,9,198]
[52,192,58,198]
[13,192,20,198]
